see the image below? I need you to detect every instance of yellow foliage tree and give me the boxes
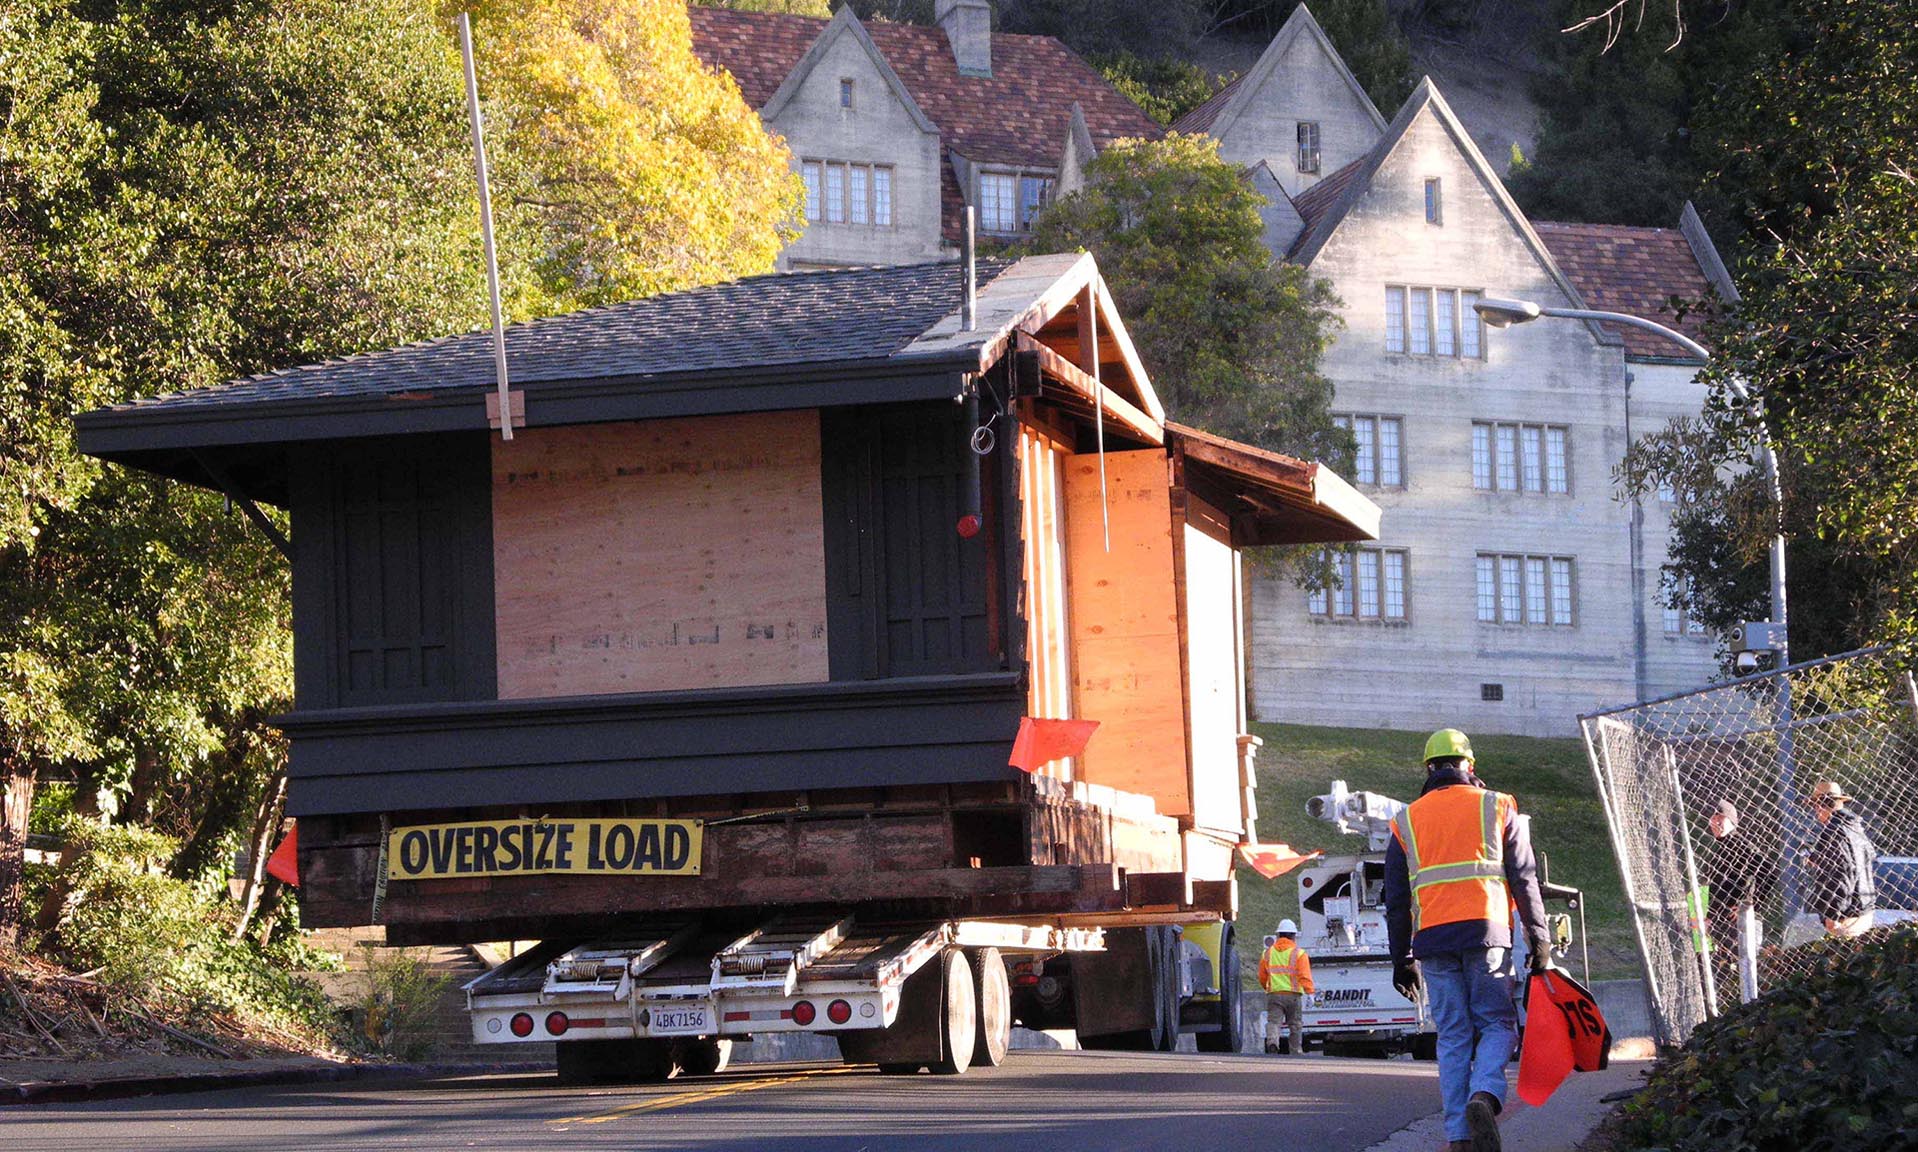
[463,0,803,309]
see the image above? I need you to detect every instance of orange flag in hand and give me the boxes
[1518,969,1611,1106]
[265,824,299,887]
[1009,717,1100,772]
[1237,843,1321,879]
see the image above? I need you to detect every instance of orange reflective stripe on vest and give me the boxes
[1262,943,1305,993]
[1391,786,1513,934]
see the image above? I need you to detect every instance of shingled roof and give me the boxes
[1534,221,1719,360]
[689,7,1161,171]
[94,260,1014,418]
[1170,75,1242,134]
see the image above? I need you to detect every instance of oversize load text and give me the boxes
[387,819,703,879]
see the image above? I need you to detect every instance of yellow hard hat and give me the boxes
[1423,728,1474,764]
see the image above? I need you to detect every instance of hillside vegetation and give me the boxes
[1236,723,1638,980]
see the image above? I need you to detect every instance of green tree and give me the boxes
[1307,0,1413,115]
[1623,0,1918,656]
[1091,52,1231,127]
[1025,133,1344,463]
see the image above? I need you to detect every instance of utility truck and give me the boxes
[1289,781,1586,1058]
[77,254,1378,1080]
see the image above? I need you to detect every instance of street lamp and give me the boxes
[1472,296,1787,666]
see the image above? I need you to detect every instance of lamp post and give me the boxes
[1472,297,1787,665]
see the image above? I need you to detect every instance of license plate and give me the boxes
[648,1004,712,1036]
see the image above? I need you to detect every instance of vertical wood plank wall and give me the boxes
[1019,425,1075,779]
[1063,450,1191,817]
[1182,498,1247,836]
[491,411,830,699]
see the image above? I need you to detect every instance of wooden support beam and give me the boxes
[1014,331,1162,446]
[189,449,292,561]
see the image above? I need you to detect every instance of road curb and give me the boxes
[2,1059,554,1108]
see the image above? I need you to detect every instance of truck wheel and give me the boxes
[969,948,1011,1068]
[1196,926,1243,1053]
[1151,926,1181,1052]
[556,1038,678,1084]
[930,948,977,1075]
[675,1037,732,1076]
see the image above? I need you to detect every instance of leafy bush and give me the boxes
[1619,924,1918,1151]
[40,817,342,1045]
[352,944,453,1062]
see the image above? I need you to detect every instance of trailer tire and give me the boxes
[968,948,1011,1068]
[556,1038,678,1085]
[930,948,977,1075]
[1151,926,1181,1052]
[1196,926,1244,1053]
[675,1037,732,1076]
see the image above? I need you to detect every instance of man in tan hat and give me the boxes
[1805,780,1878,937]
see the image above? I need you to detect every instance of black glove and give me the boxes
[1527,937,1553,974]
[1393,958,1422,1000]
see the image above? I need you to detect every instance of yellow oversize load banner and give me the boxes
[386,818,703,880]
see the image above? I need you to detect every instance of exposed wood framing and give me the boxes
[1014,332,1162,446]
[190,449,292,561]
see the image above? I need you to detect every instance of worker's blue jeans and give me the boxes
[1422,947,1518,1142]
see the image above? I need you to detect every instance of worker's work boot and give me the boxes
[1466,1091,1502,1152]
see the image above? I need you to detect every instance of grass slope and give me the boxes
[1233,723,1640,981]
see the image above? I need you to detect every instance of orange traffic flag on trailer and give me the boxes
[1237,843,1321,879]
[265,824,299,887]
[1517,969,1611,1106]
[1008,717,1100,772]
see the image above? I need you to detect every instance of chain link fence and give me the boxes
[1581,647,1918,1046]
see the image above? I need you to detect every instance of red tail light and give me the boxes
[509,1013,534,1038]
[791,1000,817,1026]
[827,999,852,1025]
[545,1012,570,1036]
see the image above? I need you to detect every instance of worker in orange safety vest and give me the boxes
[1259,919,1314,1055]
[1385,729,1551,1152]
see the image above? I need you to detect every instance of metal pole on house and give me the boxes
[459,12,513,442]
[1666,746,1719,1019]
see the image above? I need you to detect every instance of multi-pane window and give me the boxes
[1424,178,1442,224]
[1477,553,1576,626]
[840,78,855,108]
[1297,121,1321,173]
[1333,414,1404,487]
[1308,546,1410,622]
[801,160,896,227]
[1473,421,1569,494]
[1387,286,1485,358]
[1662,569,1707,635]
[979,173,1017,232]
[1018,176,1054,230]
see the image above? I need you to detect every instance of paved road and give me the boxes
[2,1051,1442,1152]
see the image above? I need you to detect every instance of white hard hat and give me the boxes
[1277,919,1298,935]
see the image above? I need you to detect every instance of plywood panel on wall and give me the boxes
[1184,517,1245,836]
[492,412,829,699]
[1020,426,1075,780]
[1064,450,1189,817]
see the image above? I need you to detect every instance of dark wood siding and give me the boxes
[289,435,495,709]
[822,403,995,680]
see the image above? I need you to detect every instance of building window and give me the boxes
[1481,683,1504,702]
[979,172,1017,232]
[1297,121,1321,174]
[1333,414,1404,488]
[1662,568,1707,635]
[1425,178,1442,224]
[1478,552,1576,626]
[1308,546,1409,622]
[1018,175,1054,230]
[801,160,894,228]
[840,78,854,108]
[1472,421,1570,494]
[1388,286,1485,359]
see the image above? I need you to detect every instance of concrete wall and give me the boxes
[1251,103,1653,738]
[766,30,946,269]
[1214,31,1384,200]
[1628,361,1721,703]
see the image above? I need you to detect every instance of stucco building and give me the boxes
[689,1,1160,269]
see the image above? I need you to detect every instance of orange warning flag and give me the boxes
[1008,717,1100,772]
[1518,969,1611,1106]
[264,824,299,887]
[1237,843,1321,879]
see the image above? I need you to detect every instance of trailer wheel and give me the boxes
[1151,926,1181,1052]
[555,1038,678,1085]
[929,948,977,1075]
[968,947,1011,1068]
[675,1037,732,1077]
[1196,925,1244,1053]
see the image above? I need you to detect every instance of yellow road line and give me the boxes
[553,1067,857,1126]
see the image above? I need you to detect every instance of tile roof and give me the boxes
[1286,157,1365,258]
[1534,221,1718,360]
[1170,75,1242,134]
[689,8,1162,170]
[100,261,1015,416]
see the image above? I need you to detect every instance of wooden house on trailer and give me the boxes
[75,254,1378,949]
